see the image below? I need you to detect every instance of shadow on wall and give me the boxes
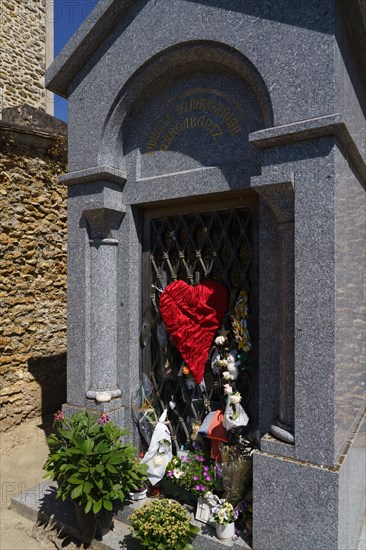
[28,352,67,436]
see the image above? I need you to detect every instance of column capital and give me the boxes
[84,207,125,241]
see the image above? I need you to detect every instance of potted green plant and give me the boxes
[210,498,238,540]
[43,410,147,545]
[129,498,199,550]
[164,449,215,505]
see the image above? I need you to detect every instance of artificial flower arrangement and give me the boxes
[129,498,199,550]
[130,286,255,544]
[211,291,252,432]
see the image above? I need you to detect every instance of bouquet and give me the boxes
[210,499,238,525]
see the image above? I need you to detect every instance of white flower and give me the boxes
[215,335,226,346]
[173,468,184,479]
[229,392,242,405]
[223,384,233,395]
[217,359,228,368]
[222,371,233,380]
[226,364,238,379]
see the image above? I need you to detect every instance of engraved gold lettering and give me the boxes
[147,95,242,153]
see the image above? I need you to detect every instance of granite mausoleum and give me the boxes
[46,1,366,548]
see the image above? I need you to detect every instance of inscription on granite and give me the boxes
[146,92,242,154]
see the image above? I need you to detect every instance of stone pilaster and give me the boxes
[84,208,124,403]
[272,219,295,443]
[59,166,127,417]
[251,174,295,444]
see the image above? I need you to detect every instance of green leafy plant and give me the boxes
[43,411,148,514]
[129,498,199,550]
[165,449,215,496]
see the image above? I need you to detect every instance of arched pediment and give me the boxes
[100,41,273,188]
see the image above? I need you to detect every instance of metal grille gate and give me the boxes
[142,204,256,452]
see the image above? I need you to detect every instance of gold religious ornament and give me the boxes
[231,291,251,352]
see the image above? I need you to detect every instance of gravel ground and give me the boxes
[0,416,98,550]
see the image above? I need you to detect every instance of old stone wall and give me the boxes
[0,128,67,431]
[1,0,50,114]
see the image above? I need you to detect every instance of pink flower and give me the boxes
[201,486,206,492]
[223,384,233,395]
[195,484,200,491]
[98,413,110,424]
[53,411,64,422]
[204,465,209,471]
[205,475,211,481]
[193,475,198,481]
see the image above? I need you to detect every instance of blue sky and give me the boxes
[54,0,99,121]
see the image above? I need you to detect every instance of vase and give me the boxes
[216,521,235,540]
[162,478,197,505]
[74,503,97,547]
[221,457,253,505]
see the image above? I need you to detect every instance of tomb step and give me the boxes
[11,479,250,549]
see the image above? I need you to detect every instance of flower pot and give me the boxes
[95,508,114,539]
[74,503,97,547]
[162,478,197,505]
[216,521,235,540]
[128,487,147,501]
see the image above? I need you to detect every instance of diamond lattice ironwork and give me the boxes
[143,207,254,452]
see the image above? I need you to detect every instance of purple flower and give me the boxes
[193,475,198,481]
[53,410,64,422]
[195,484,200,491]
[98,413,110,424]
[200,457,205,462]
[205,475,211,481]
[195,455,200,461]
[200,486,206,492]
[203,465,209,471]
[168,471,173,478]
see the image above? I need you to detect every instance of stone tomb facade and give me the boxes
[46,1,366,548]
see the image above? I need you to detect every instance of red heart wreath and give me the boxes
[159,279,229,384]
